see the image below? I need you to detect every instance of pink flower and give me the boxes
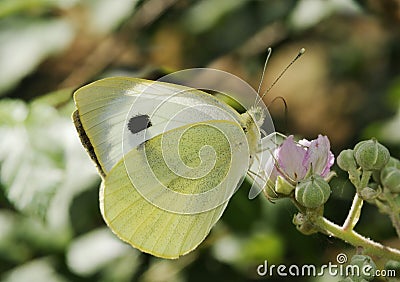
[271,135,334,185]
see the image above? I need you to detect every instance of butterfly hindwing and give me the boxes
[100,120,249,258]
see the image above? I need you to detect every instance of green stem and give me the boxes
[342,171,371,231]
[389,213,400,238]
[342,193,363,231]
[383,191,400,238]
[359,171,372,190]
[298,169,400,260]
[313,216,400,261]
[348,168,361,188]
[311,170,400,260]
[374,199,392,214]
[291,196,306,214]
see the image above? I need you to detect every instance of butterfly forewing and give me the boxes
[74,77,244,175]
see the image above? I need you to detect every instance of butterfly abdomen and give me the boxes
[73,110,106,178]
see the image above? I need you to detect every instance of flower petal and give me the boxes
[303,135,334,176]
[277,135,308,181]
[298,138,311,147]
[322,150,335,177]
[263,150,278,183]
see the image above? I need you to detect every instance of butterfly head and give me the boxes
[248,106,266,129]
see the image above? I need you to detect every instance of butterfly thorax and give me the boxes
[240,106,264,158]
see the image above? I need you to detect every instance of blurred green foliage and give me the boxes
[0,0,400,281]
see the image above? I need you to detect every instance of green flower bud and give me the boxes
[381,166,400,193]
[295,176,331,209]
[385,260,400,273]
[385,157,400,169]
[354,139,390,171]
[374,157,400,184]
[359,186,381,200]
[292,212,305,225]
[353,140,367,152]
[337,149,357,172]
[349,255,376,281]
[292,213,318,235]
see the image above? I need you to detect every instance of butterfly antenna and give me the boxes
[256,47,273,101]
[266,96,288,132]
[258,48,305,105]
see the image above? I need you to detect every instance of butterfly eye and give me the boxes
[127,114,152,134]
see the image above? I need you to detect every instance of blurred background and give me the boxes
[0,0,399,281]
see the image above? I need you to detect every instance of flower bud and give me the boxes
[292,213,318,235]
[381,166,400,193]
[359,185,381,200]
[337,149,357,171]
[295,176,331,209]
[353,140,367,152]
[385,157,400,169]
[354,139,390,171]
[349,255,376,281]
[374,156,400,184]
[385,260,400,274]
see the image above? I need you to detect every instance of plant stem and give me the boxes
[342,194,363,231]
[342,171,371,231]
[301,169,400,260]
[359,171,372,190]
[389,213,400,238]
[384,192,400,238]
[313,216,400,261]
[310,169,400,260]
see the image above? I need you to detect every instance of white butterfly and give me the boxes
[73,68,279,258]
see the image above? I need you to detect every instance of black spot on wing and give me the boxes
[127,114,152,134]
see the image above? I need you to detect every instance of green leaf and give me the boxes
[0,99,98,223]
[0,100,62,219]
[2,257,67,282]
[66,228,136,276]
[0,19,74,95]
[0,0,70,18]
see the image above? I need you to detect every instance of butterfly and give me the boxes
[72,66,286,259]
